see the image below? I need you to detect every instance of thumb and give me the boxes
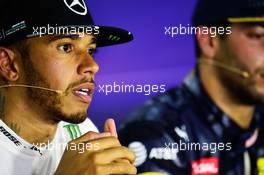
[104,118,118,138]
[74,131,111,143]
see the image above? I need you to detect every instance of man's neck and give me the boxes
[199,65,255,129]
[2,92,58,145]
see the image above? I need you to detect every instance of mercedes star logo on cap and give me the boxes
[63,0,87,15]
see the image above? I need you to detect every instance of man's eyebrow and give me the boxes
[48,34,97,45]
[241,22,264,28]
[49,34,80,42]
[89,37,97,45]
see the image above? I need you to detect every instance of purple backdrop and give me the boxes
[86,0,197,131]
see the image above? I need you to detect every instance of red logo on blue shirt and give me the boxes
[192,157,219,175]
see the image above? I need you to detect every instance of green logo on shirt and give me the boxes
[63,124,82,140]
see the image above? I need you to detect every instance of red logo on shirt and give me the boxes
[191,157,219,175]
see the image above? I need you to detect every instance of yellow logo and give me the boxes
[258,158,264,175]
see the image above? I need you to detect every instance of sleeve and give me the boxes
[119,121,191,175]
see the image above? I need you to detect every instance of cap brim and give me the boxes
[228,17,264,23]
[96,26,133,47]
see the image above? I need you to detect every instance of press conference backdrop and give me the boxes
[87,0,196,130]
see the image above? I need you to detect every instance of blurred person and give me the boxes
[119,0,264,174]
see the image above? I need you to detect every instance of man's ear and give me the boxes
[196,26,220,60]
[0,47,19,81]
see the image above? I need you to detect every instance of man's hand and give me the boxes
[54,118,137,175]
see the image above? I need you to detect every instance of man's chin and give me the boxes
[243,87,264,104]
[254,92,264,103]
[57,103,89,124]
[55,112,87,124]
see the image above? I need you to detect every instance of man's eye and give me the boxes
[58,44,73,53]
[248,33,264,40]
[87,48,96,56]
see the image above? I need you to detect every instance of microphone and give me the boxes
[0,84,65,95]
[198,58,250,79]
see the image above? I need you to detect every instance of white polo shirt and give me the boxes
[0,118,98,175]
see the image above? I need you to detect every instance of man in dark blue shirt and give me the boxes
[119,0,264,174]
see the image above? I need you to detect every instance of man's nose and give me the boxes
[77,53,99,76]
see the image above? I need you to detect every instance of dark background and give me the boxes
[87,0,197,131]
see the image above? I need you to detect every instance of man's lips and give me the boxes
[72,82,95,103]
